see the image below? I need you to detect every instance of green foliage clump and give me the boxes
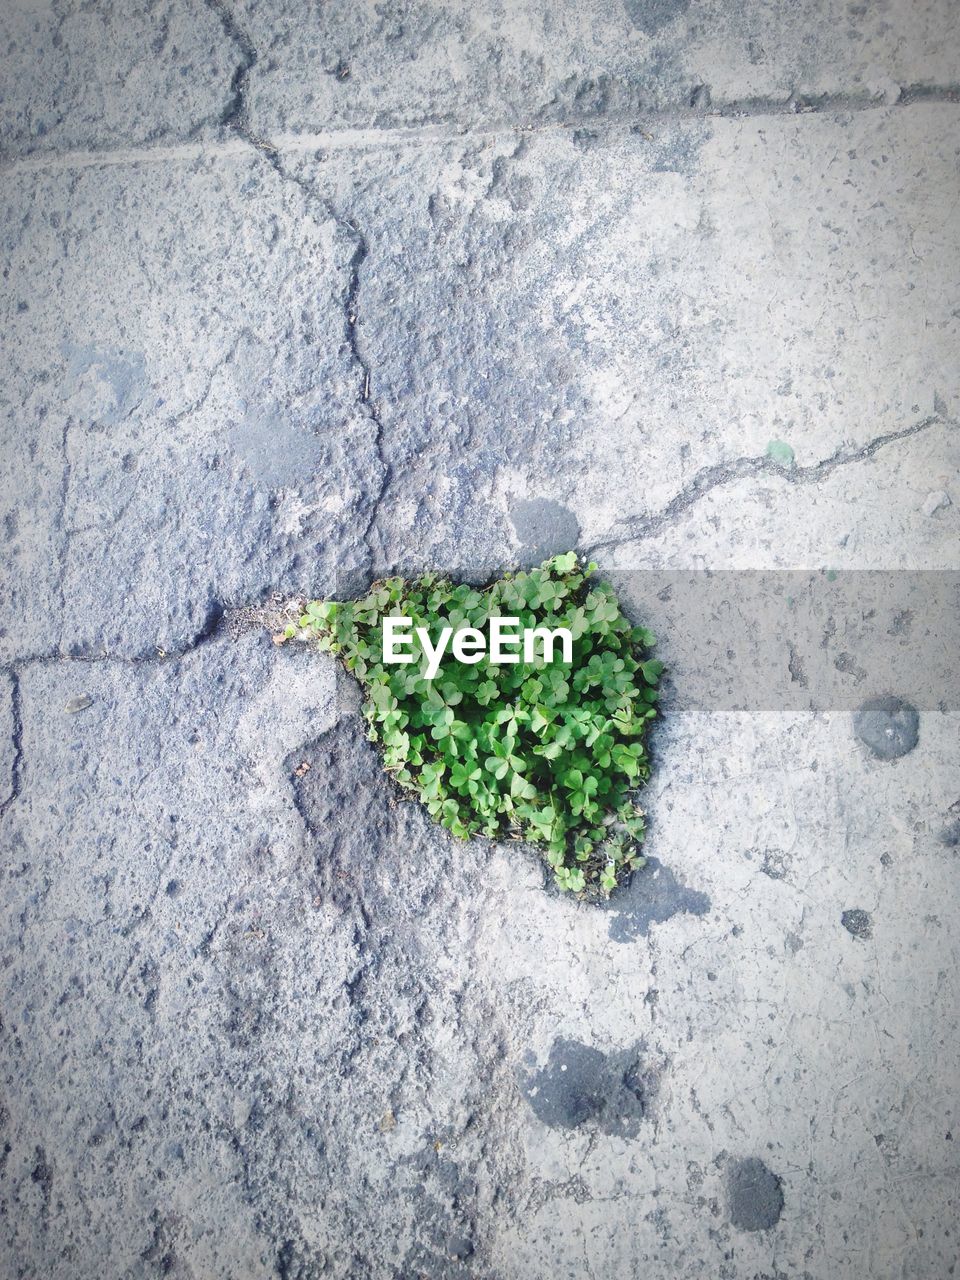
[285,553,662,896]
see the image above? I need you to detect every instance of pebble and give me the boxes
[921,490,951,517]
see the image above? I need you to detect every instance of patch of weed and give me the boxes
[283,553,662,896]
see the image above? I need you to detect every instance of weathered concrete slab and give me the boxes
[0,0,236,160]
[286,105,959,572]
[2,642,956,1277]
[481,707,960,1278]
[5,106,955,668]
[0,153,379,662]
[237,0,960,136]
[0,640,511,1277]
[593,421,960,568]
[3,0,958,164]
[1,3,958,1277]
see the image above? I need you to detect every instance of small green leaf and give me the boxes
[766,439,795,468]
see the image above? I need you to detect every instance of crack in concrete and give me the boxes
[1,673,24,819]
[342,219,391,568]
[202,0,279,166]
[54,420,73,648]
[203,0,390,568]
[585,414,950,553]
[2,599,229,675]
[266,178,390,568]
[165,331,245,432]
[3,11,952,678]
[3,86,959,177]
[203,0,258,134]
[1,416,949,673]
[693,82,960,116]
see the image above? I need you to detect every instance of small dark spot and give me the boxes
[727,1157,784,1231]
[787,644,807,688]
[31,1147,53,1206]
[571,128,603,151]
[623,0,691,35]
[760,849,789,880]
[938,819,960,848]
[165,879,181,897]
[447,1235,474,1260]
[854,696,919,759]
[841,908,873,939]
[573,76,612,116]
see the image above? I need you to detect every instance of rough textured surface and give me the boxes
[5,0,959,163]
[1,3,959,1278]
[0,0,237,159]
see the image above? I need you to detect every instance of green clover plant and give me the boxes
[282,553,662,896]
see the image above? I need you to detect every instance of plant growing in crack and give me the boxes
[276,553,662,896]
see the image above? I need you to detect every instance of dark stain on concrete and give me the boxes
[62,343,148,426]
[508,497,580,566]
[623,0,691,36]
[727,1157,784,1231]
[228,408,324,492]
[520,1038,659,1137]
[605,857,710,942]
[853,696,919,759]
[841,908,873,939]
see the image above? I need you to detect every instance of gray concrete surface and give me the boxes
[1,1,958,1277]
